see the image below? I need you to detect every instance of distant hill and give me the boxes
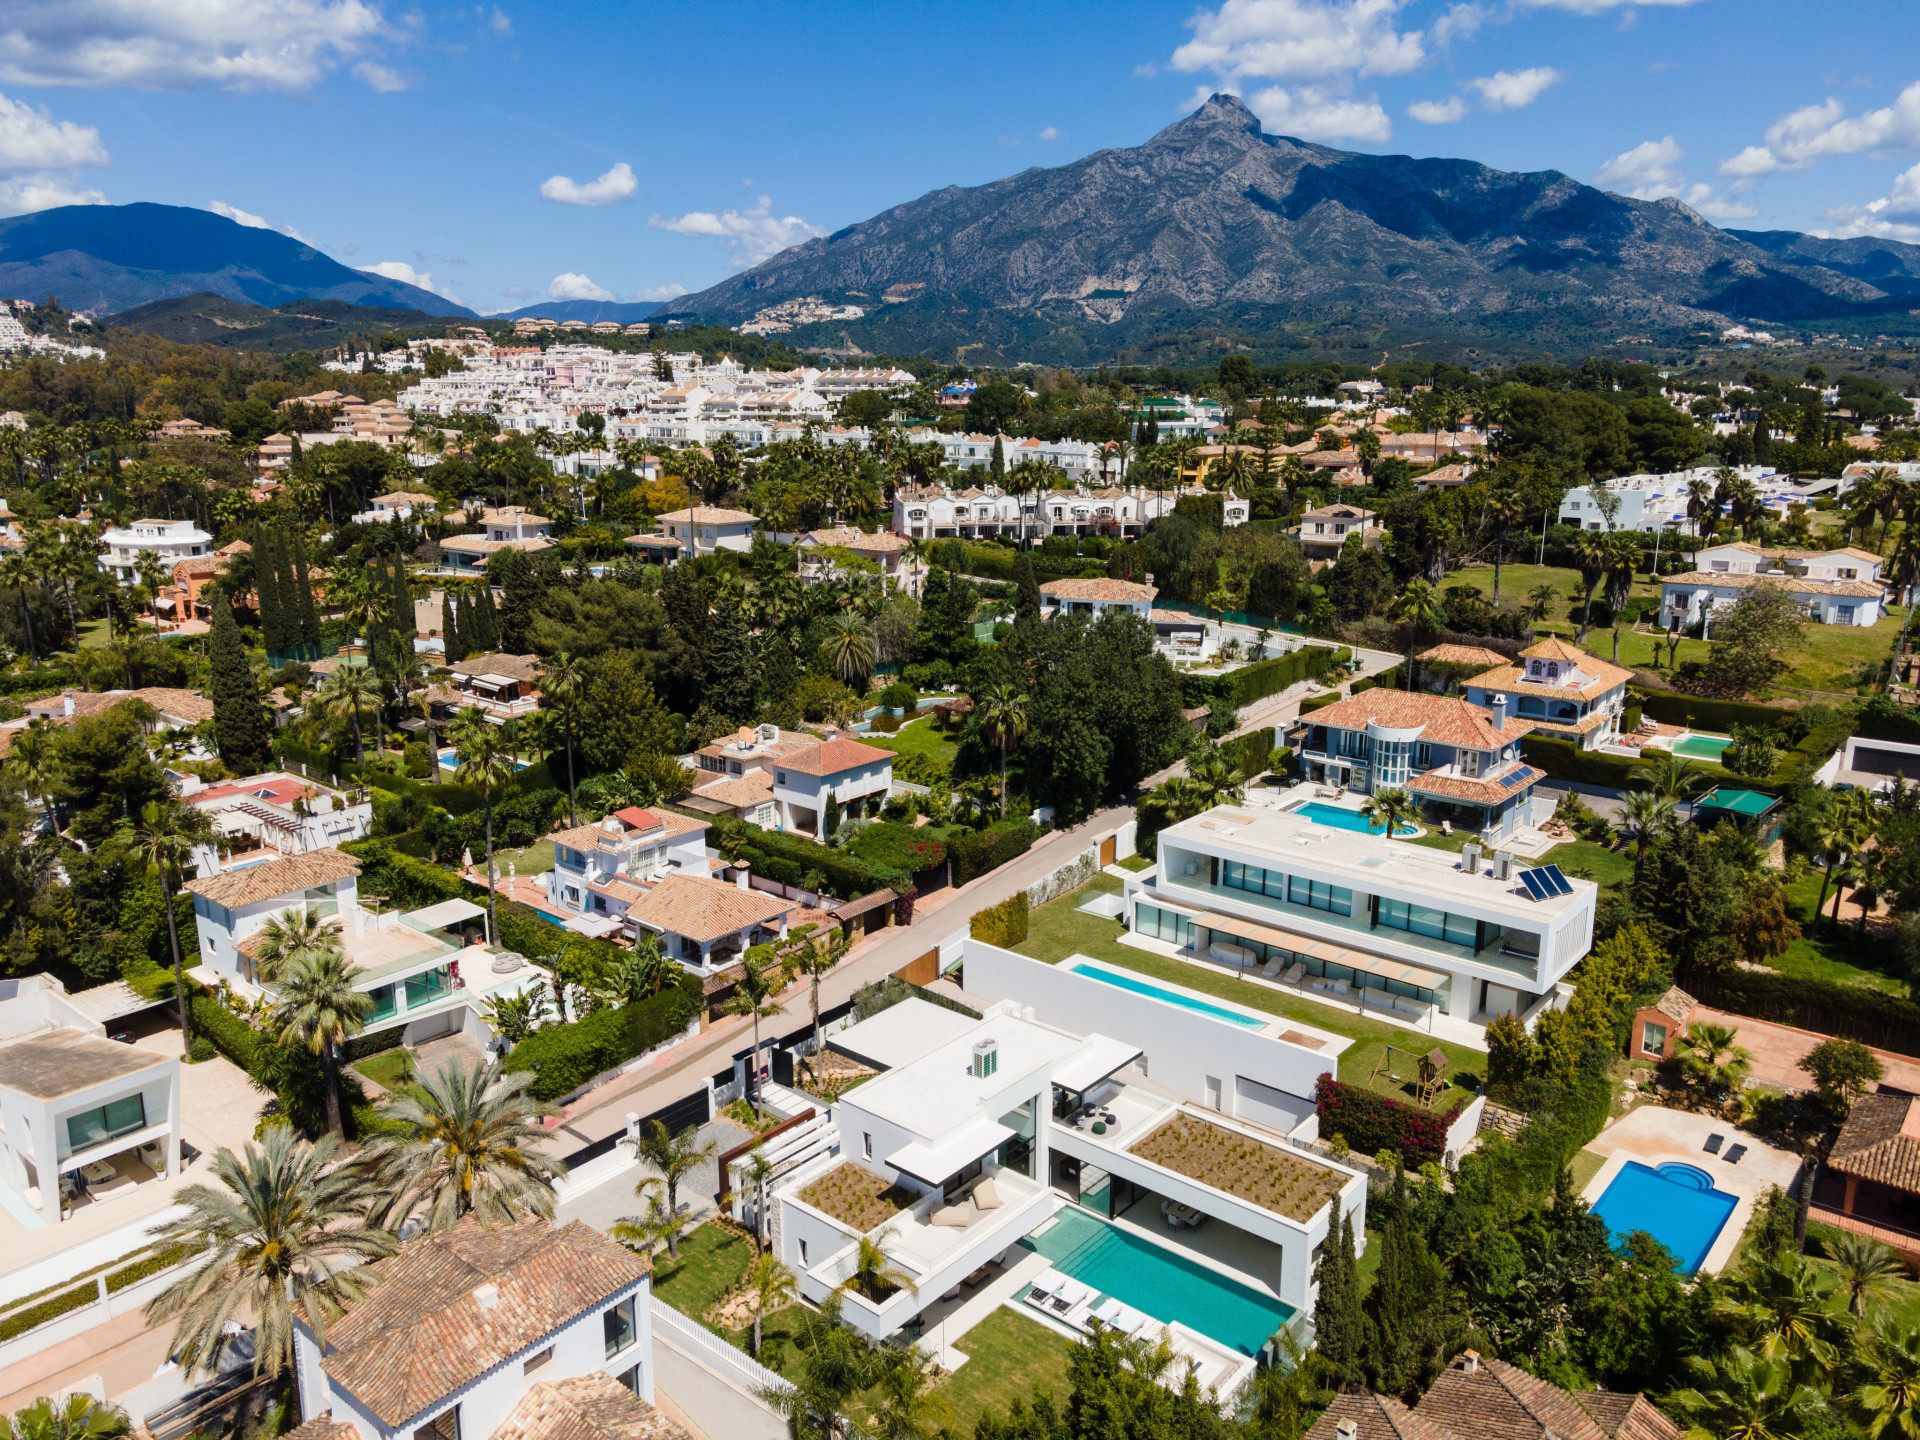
[0,203,475,318]
[1728,230,1920,298]
[490,299,665,324]
[660,94,1919,363]
[104,294,476,351]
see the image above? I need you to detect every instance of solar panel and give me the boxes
[1524,864,1572,896]
[1518,868,1549,901]
[1499,769,1530,790]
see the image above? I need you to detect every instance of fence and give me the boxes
[653,1302,792,1398]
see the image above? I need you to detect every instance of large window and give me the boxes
[1135,904,1197,948]
[1287,875,1354,917]
[366,984,398,1023]
[1375,739,1409,786]
[604,1295,637,1357]
[66,1095,146,1152]
[1375,898,1479,949]
[407,965,451,1007]
[1220,860,1351,917]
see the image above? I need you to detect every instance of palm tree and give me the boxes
[1572,530,1610,642]
[834,1233,918,1305]
[8,717,59,834]
[611,1188,687,1260]
[976,682,1029,818]
[1676,1021,1753,1097]
[780,925,848,1088]
[1616,789,1673,858]
[1825,1234,1907,1320]
[727,954,785,1117]
[1852,1320,1920,1438]
[539,650,585,827]
[1389,578,1448,691]
[268,951,372,1137]
[450,707,514,949]
[1643,752,1705,805]
[1688,472,1718,553]
[319,663,383,766]
[248,905,342,986]
[1719,1256,1848,1372]
[143,1126,395,1378]
[367,1057,566,1231]
[819,614,875,689]
[128,801,212,1057]
[0,1395,130,1440]
[760,1301,876,1440]
[1361,786,1416,842]
[1670,1346,1815,1440]
[1603,529,1641,663]
[1485,479,1528,605]
[625,1120,717,1259]
[868,1350,955,1440]
[744,1251,798,1359]
[1523,584,1557,626]
[1186,743,1246,807]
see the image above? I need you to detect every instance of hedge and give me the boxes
[705,815,908,899]
[0,1282,99,1343]
[502,987,698,1100]
[1314,1074,1460,1168]
[343,839,470,909]
[1229,645,1348,709]
[277,738,483,815]
[105,1241,206,1294]
[1221,729,1278,779]
[1636,692,1799,732]
[1687,967,1920,1058]
[1520,735,1660,790]
[951,818,1042,886]
[970,893,1029,947]
[0,668,80,697]
[846,822,948,878]
[190,993,263,1071]
[1300,693,1342,715]
[1857,695,1920,745]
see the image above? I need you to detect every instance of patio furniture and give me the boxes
[80,1160,115,1185]
[1091,1298,1125,1328]
[1112,1305,1152,1336]
[88,1172,137,1204]
[1724,1144,1748,1165]
[1260,959,1284,979]
[1280,963,1306,985]
[136,1142,165,1173]
[1209,942,1254,967]
[1704,1133,1725,1155]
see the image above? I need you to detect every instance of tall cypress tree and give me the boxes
[1313,1197,1363,1392]
[387,557,412,664]
[267,529,297,655]
[208,593,273,775]
[1012,552,1041,623]
[466,585,498,654]
[443,591,464,663]
[703,594,758,721]
[250,523,283,647]
[289,530,321,650]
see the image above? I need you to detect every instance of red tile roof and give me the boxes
[184,847,361,909]
[1303,690,1533,750]
[491,1372,688,1440]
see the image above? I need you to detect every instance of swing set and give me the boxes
[1366,1044,1451,1107]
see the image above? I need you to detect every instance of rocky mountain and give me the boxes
[660,95,1916,362]
[0,203,474,318]
[1729,229,1920,298]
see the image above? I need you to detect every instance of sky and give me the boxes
[2,0,1920,314]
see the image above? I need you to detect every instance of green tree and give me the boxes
[269,949,372,1137]
[128,800,212,1057]
[0,1395,129,1440]
[451,707,515,948]
[820,614,876,689]
[703,591,759,720]
[1484,1011,1536,1094]
[143,1126,395,1378]
[1363,1163,1460,1400]
[1388,578,1447,690]
[318,663,382,766]
[1825,1235,1906,1321]
[1677,1020,1753,1097]
[1704,583,1807,695]
[1800,1037,1883,1116]
[835,1233,918,1305]
[1851,1319,1920,1438]
[744,1251,797,1359]
[1360,786,1416,842]
[1012,552,1041,622]
[540,650,586,826]
[977,682,1030,818]
[1313,1196,1363,1390]
[727,955,784,1119]
[1670,1347,1815,1440]
[571,654,676,773]
[624,1120,717,1259]
[207,597,272,775]
[289,528,322,649]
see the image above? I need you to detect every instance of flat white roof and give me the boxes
[1051,1034,1145,1094]
[886,1114,1015,1186]
[830,998,979,1071]
[406,898,488,930]
[845,1009,1084,1142]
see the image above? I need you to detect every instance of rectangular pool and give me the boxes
[1293,802,1416,837]
[1023,1207,1294,1356]
[1672,735,1731,762]
[1068,963,1266,1029]
[1590,1160,1737,1274]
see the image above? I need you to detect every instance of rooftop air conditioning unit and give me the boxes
[1494,852,1513,881]
[1462,844,1481,874]
[971,1039,999,1078]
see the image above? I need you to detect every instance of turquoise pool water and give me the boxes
[1294,802,1417,837]
[1024,1207,1294,1356]
[1069,964,1266,1029]
[1673,735,1732,762]
[1590,1160,1737,1274]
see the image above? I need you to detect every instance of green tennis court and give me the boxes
[1694,788,1779,818]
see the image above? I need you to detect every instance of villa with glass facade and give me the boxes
[1124,803,1596,1028]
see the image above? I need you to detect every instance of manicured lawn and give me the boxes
[1010,880,1484,1109]
[862,715,960,779]
[942,1307,1077,1433]
[1567,1147,1607,1199]
[1542,840,1635,891]
[1772,871,1909,996]
[351,1048,415,1091]
[1117,853,1155,872]
[489,839,556,876]
[651,1223,755,1322]
[1354,1225,1385,1296]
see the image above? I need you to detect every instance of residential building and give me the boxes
[1304,1350,1682,1440]
[97,518,213,585]
[687,723,894,837]
[1658,561,1886,630]
[350,490,438,524]
[890,482,1232,541]
[1039,578,1157,621]
[1290,690,1545,841]
[1630,986,1696,1063]
[648,506,758,558]
[1129,798,1594,1026]
[1287,504,1380,562]
[425,653,544,722]
[545,807,713,937]
[1558,467,1776,533]
[619,872,798,974]
[1692,541,1884,583]
[291,1218,679,1440]
[1816,1091,1920,1244]
[795,527,927,597]
[1460,638,1633,751]
[0,686,215,757]
[440,509,555,572]
[0,977,181,1226]
[179,770,374,870]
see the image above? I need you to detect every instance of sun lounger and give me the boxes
[1704,1133,1725,1155]
[1724,1144,1747,1165]
[1113,1306,1152,1336]
[1056,1278,1092,1309]
[1281,962,1306,985]
[1091,1298,1124,1328]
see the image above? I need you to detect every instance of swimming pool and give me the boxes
[1589,1160,1738,1274]
[1068,964,1267,1029]
[1673,735,1732,762]
[1023,1207,1294,1356]
[1293,802,1418,837]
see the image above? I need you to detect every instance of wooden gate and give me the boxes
[894,949,940,986]
[1099,836,1117,867]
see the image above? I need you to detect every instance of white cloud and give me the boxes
[540,161,637,206]
[1594,136,1686,197]
[209,199,317,246]
[1039,126,1060,141]
[1513,0,1705,9]
[1172,0,1425,83]
[1134,63,1160,79]
[1818,160,1920,239]
[1682,184,1756,221]
[1429,3,1485,43]
[359,259,462,304]
[1408,96,1466,124]
[0,93,108,169]
[0,0,396,93]
[0,177,107,216]
[489,7,511,35]
[1720,82,1920,178]
[650,194,826,268]
[1467,66,1562,111]
[548,272,612,301]
[1246,84,1391,143]
[633,283,687,302]
[352,61,407,92]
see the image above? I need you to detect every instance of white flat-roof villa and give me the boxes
[756,940,1381,1398]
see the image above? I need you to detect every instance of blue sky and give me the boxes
[2,1,1919,313]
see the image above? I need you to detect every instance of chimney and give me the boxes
[1489,695,1507,732]
[1461,1349,1481,1374]
[1335,1423,1358,1440]
[515,509,524,541]
[736,865,751,892]
[472,1283,499,1313]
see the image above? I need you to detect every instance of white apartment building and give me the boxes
[98,518,212,584]
[1660,541,1888,629]
[892,482,1214,541]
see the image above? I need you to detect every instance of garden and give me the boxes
[1129,1112,1346,1221]
[796,1161,908,1232]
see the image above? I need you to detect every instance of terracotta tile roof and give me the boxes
[1469,663,1631,701]
[1040,578,1158,604]
[1304,690,1533,750]
[1662,570,1886,599]
[691,772,776,808]
[491,1372,688,1440]
[279,1416,360,1440]
[657,506,758,525]
[319,1219,649,1427]
[588,877,651,905]
[1652,985,1696,1024]
[803,527,912,554]
[1414,1354,1612,1440]
[1407,765,1542,805]
[1418,644,1509,668]
[185,847,361,908]
[622,873,792,944]
[1302,1393,1455,1440]
[1577,1391,1689,1440]
[1830,1092,1920,1190]
[450,653,542,683]
[130,687,216,722]
[765,733,893,777]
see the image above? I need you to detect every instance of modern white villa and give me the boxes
[1124,800,1594,1031]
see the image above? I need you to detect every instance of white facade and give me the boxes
[653,507,757,557]
[97,518,212,584]
[545,808,713,927]
[178,771,374,872]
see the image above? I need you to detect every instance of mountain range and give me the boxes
[491,299,664,324]
[660,94,1920,363]
[0,203,473,319]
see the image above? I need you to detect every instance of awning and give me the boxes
[565,913,625,938]
[1052,1034,1145,1094]
[1188,906,1449,991]
[886,1114,1015,1187]
[406,898,489,930]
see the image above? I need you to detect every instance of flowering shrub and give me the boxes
[1314,1074,1460,1168]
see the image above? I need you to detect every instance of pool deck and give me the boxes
[1577,1104,1803,1275]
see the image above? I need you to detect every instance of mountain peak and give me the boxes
[1158,92,1264,141]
